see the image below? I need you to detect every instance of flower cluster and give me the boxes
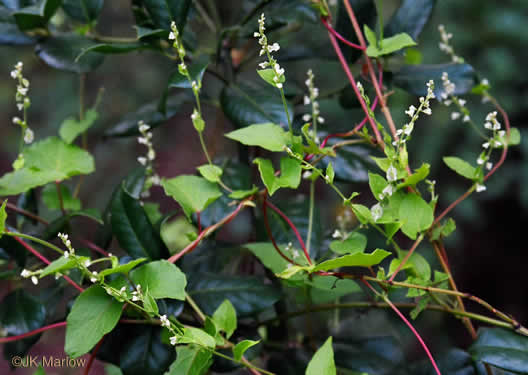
[438,25,463,63]
[168,22,201,97]
[58,232,75,259]
[20,268,39,285]
[131,284,142,302]
[302,69,324,140]
[254,13,285,89]
[394,80,435,148]
[440,72,472,124]
[137,121,161,198]
[10,61,34,145]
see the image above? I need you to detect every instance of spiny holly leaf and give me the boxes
[65,285,124,358]
[306,337,336,375]
[0,137,95,196]
[161,175,222,219]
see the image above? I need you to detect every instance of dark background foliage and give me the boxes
[0,0,526,374]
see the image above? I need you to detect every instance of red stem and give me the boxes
[84,336,105,375]
[362,280,442,375]
[9,230,84,293]
[168,200,248,263]
[388,235,423,282]
[0,322,67,343]
[321,16,365,50]
[77,238,110,257]
[263,200,312,265]
[261,194,298,265]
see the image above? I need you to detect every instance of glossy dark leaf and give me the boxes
[410,348,486,375]
[320,141,376,183]
[168,58,208,89]
[16,188,38,227]
[36,33,105,73]
[258,195,323,260]
[0,8,35,45]
[187,273,281,317]
[97,324,175,375]
[334,336,406,374]
[0,227,27,267]
[220,81,293,129]
[385,0,436,40]
[62,0,103,23]
[199,160,252,228]
[470,328,528,374]
[76,42,153,61]
[0,290,46,361]
[13,0,61,31]
[335,0,376,63]
[42,209,103,240]
[393,63,478,97]
[104,93,188,137]
[134,25,167,40]
[139,0,192,31]
[110,182,169,260]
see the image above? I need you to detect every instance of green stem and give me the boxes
[279,88,292,135]
[198,131,213,165]
[5,231,64,255]
[306,179,315,255]
[374,0,384,46]
[185,292,206,323]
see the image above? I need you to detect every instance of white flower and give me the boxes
[302,170,312,179]
[422,107,432,115]
[332,229,341,239]
[274,64,284,76]
[458,99,466,106]
[476,183,486,193]
[302,114,311,122]
[259,62,269,69]
[147,149,156,161]
[484,122,493,130]
[169,31,176,40]
[21,269,31,278]
[119,286,126,294]
[17,103,23,111]
[10,70,18,79]
[304,95,310,105]
[317,116,325,124]
[405,105,416,117]
[84,259,91,267]
[382,184,395,197]
[268,43,280,52]
[477,155,486,165]
[451,112,461,120]
[371,203,383,222]
[481,78,489,86]
[403,123,414,136]
[23,128,34,144]
[137,137,148,145]
[31,276,38,285]
[493,122,501,130]
[160,314,171,328]
[463,115,470,123]
[386,165,398,182]
[253,32,260,38]
[486,162,493,170]
[292,250,300,258]
[139,123,150,133]
[90,271,98,283]
[482,142,490,149]
[498,130,505,137]
[137,156,147,166]
[64,251,69,259]
[17,86,28,96]
[170,336,178,345]
[276,83,283,89]
[12,116,21,124]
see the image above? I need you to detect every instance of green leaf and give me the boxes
[212,300,237,339]
[257,68,285,88]
[244,242,291,274]
[0,200,6,237]
[0,8,36,45]
[65,285,124,358]
[187,274,281,317]
[41,183,81,211]
[325,163,335,184]
[62,0,104,23]
[351,204,373,224]
[129,260,186,300]
[161,175,222,219]
[389,250,431,281]
[110,182,169,259]
[399,163,430,188]
[36,33,105,73]
[385,0,436,40]
[431,218,456,241]
[314,249,391,272]
[76,42,152,61]
[443,156,478,180]
[470,328,528,374]
[233,340,260,361]
[140,0,192,31]
[399,194,434,239]
[220,81,293,129]
[39,255,88,278]
[368,172,388,201]
[104,93,188,137]
[99,258,147,277]
[394,63,478,97]
[166,345,212,375]
[307,276,361,304]
[253,157,302,195]
[306,337,336,375]
[180,327,216,348]
[197,164,223,183]
[329,232,367,255]
[13,0,62,30]
[229,187,258,200]
[365,25,416,57]
[499,127,521,146]
[226,123,294,152]
[169,59,209,89]
[0,137,95,196]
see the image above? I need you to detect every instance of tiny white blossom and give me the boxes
[259,62,269,69]
[12,116,21,124]
[302,114,311,122]
[332,229,341,239]
[64,251,69,259]
[31,276,38,285]
[23,128,34,144]
[371,203,383,222]
[405,105,417,117]
[463,115,470,123]
[304,95,310,105]
[451,112,461,120]
[481,78,489,86]
[170,336,178,345]
[21,269,31,278]
[458,99,466,106]
[422,107,432,115]
[482,142,490,149]
[317,116,325,124]
[476,183,486,193]
[84,259,91,267]
[386,165,398,182]
[137,156,147,166]
[486,162,493,170]
[382,184,395,197]
[160,314,171,328]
